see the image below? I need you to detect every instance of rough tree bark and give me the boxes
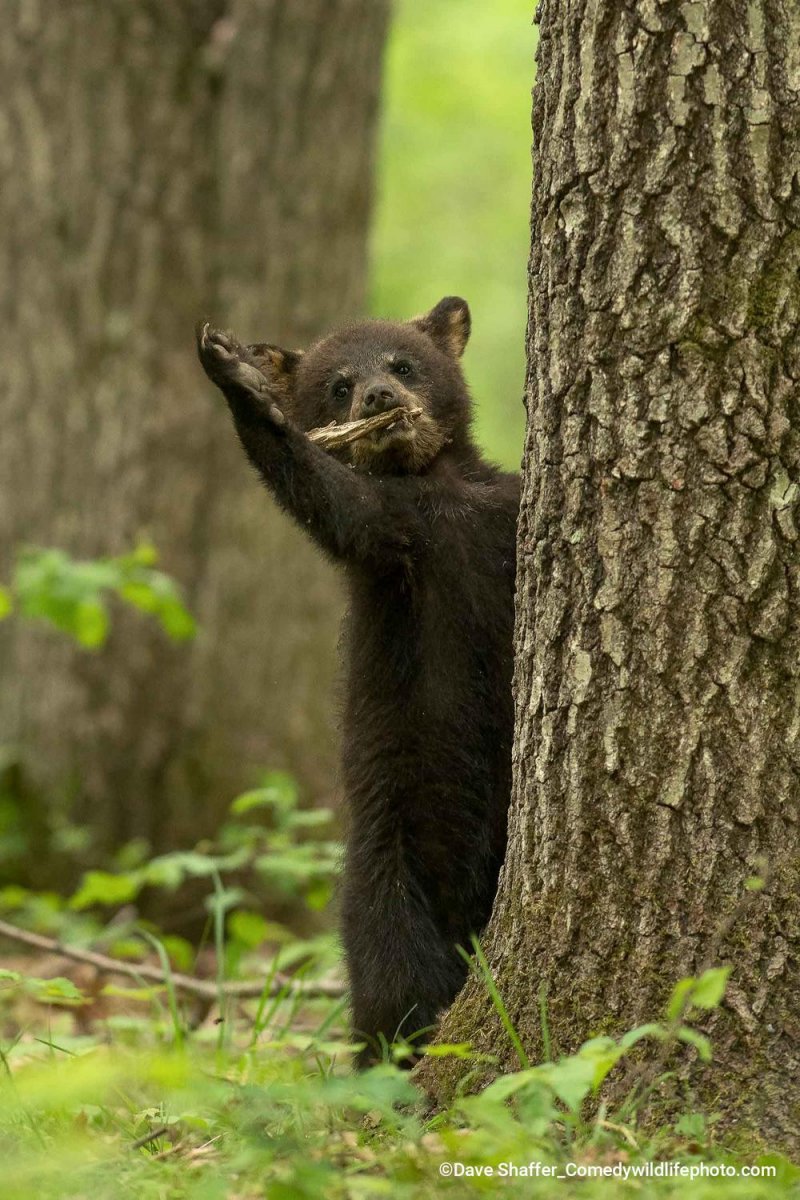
[0,0,388,870]
[422,0,800,1151]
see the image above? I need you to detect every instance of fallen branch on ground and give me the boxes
[0,917,344,1002]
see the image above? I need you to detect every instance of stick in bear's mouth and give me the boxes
[308,407,423,451]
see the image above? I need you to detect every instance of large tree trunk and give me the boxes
[0,0,388,873]
[423,0,800,1151]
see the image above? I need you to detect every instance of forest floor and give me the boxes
[1,942,797,1200]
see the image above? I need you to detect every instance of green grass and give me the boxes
[1,750,797,1197]
[1,646,797,1198]
[1,985,796,1200]
[371,0,535,469]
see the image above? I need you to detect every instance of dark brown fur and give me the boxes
[197,298,519,1065]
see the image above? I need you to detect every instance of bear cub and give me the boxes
[197,297,519,1066]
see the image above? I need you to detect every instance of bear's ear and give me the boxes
[411,296,471,358]
[246,343,303,404]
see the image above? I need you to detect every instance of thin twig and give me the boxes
[308,406,422,449]
[0,918,344,1001]
[131,1125,171,1150]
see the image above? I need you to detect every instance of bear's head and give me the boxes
[249,297,473,474]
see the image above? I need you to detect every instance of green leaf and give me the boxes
[143,848,248,890]
[117,580,159,613]
[677,1027,713,1062]
[666,975,696,1021]
[156,599,196,641]
[422,1042,475,1059]
[230,788,278,816]
[29,976,86,1004]
[107,937,148,961]
[691,966,730,1010]
[260,771,299,815]
[254,851,326,886]
[0,586,12,619]
[204,885,246,916]
[12,545,195,647]
[73,598,110,648]
[540,1055,597,1112]
[70,870,141,910]
[228,910,269,948]
[480,1067,543,1102]
[575,1036,626,1091]
[304,879,334,911]
[118,575,196,642]
[128,541,159,568]
[101,984,164,1001]
[0,885,30,909]
[675,1111,707,1139]
[620,1022,666,1049]
[160,935,194,972]
[286,809,333,829]
[2,971,88,1004]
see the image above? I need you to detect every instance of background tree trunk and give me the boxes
[423,0,800,1150]
[0,0,388,875]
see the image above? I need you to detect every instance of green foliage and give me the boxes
[461,934,530,1069]
[221,770,342,910]
[5,543,195,648]
[0,802,791,1197]
[0,884,100,944]
[0,968,84,1006]
[65,771,341,945]
[666,968,731,1022]
[0,964,793,1199]
[0,770,341,1015]
[372,0,536,468]
[449,954,734,1140]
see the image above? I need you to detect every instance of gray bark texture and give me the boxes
[0,0,388,869]
[422,0,800,1151]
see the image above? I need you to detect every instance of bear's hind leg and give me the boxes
[342,877,467,1069]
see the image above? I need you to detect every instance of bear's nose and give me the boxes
[362,383,396,414]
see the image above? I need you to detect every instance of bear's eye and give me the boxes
[392,361,412,378]
[333,381,350,400]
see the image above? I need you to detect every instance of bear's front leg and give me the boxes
[196,322,287,429]
[195,320,424,567]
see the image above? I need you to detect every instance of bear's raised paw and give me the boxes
[196,321,287,428]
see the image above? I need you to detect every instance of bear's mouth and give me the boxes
[348,406,429,470]
[371,408,415,442]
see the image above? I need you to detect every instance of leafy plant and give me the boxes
[1,543,195,648]
[0,814,789,1200]
[0,961,792,1200]
[0,968,85,1007]
[68,770,342,920]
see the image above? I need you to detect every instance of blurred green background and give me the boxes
[372,0,535,468]
[0,0,536,911]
